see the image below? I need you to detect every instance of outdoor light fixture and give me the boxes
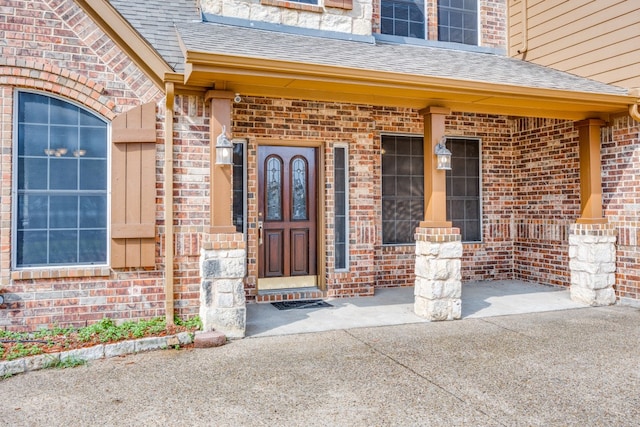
[215,125,233,165]
[434,138,452,170]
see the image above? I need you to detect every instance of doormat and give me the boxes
[271,300,332,310]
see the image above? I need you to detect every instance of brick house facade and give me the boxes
[0,0,638,333]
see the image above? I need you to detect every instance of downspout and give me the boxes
[164,82,175,325]
[517,0,528,55]
[630,88,640,122]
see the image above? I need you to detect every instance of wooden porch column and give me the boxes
[206,90,236,233]
[419,106,452,228]
[575,119,607,224]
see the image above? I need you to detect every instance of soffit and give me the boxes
[176,22,634,120]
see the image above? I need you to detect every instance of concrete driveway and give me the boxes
[1,306,639,426]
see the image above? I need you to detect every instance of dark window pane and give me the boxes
[80,127,107,157]
[411,156,423,175]
[383,220,395,243]
[80,109,106,126]
[381,19,394,35]
[49,158,78,190]
[79,230,107,263]
[18,195,48,229]
[411,176,424,197]
[395,4,409,20]
[80,196,107,228]
[80,159,106,190]
[382,199,396,221]
[396,221,412,243]
[17,230,48,266]
[19,93,49,124]
[397,177,412,196]
[19,124,48,156]
[291,158,308,221]
[19,158,48,189]
[49,196,78,229]
[467,178,479,196]
[382,176,396,196]
[395,20,409,37]
[50,125,78,154]
[334,146,348,269]
[265,156,283,221]
[382,154,396,176]
[397,156,412,175]
[450,199,465,220]
[50,98,78,125]
[335,216,345,243]
[49,230,78,264]
[464,30,478,45]
[233,142,245,233]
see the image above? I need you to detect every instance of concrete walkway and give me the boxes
[2,305,638,426]
[247,280,587,337]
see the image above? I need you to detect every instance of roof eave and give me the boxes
[183,50,634,120]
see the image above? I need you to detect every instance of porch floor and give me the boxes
[245,280,588,337]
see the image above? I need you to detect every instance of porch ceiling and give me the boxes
[176,22,634,121]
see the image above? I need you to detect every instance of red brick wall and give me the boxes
[170,95,212,317]
[0,0,168,331]
[233,98,516,296]
[446,112,514,282]
[603,115,640,302]
[511,118,580,287]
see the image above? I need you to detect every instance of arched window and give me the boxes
[14,92,108,267]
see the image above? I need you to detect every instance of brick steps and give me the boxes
[256,287,324,303]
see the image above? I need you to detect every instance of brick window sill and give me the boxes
[260,0,323,13]
[11,266,111,281]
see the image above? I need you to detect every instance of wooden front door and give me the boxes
[258,146,317,289]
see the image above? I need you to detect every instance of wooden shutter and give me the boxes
[111,102,157,268]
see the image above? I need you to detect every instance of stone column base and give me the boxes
[569,223,617,306]
[414,227,462,321]
[199,234,246,338]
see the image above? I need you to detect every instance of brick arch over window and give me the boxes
[0,59,117,120]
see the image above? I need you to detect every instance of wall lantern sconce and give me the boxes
[215,125,233,166]
[435,138,452,170]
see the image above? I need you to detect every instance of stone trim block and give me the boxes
[414,227,462,321]
[569,223,617,306]
[200,240,247,338]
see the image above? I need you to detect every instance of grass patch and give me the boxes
[45,356,87,369]
[0,315,201,361]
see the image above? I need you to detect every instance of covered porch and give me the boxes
[175,20,637,336]
[246,280,588,337]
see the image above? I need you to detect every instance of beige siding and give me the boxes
[508,0,640,88]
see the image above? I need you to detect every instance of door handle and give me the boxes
[258,221,263,245]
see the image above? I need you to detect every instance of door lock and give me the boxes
[258,221,263,245]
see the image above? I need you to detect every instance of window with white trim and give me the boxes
[334,144,349,270]
[380,0,478,46]
[232,140,247,234]
[382,135,424,244]
[437,0,478,45]
[445,137,481,241]
[14,92,108,268]
[381,135,482,244]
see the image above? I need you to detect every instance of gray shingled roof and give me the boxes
[109,0,200,72]
[175,21,628,96]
